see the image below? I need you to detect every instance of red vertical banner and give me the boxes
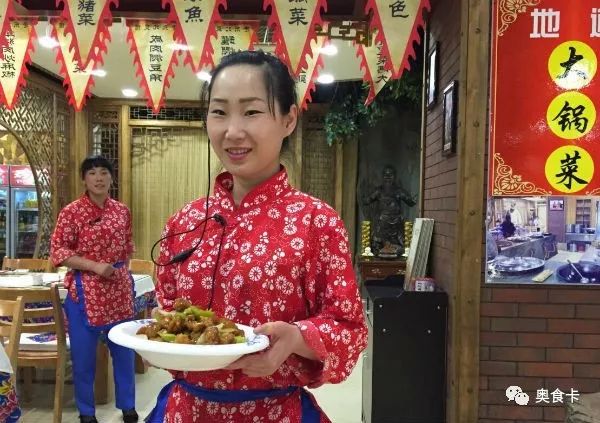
[365,0,429,78]
[127,20,178,113]
[53,20,97,111]
[210,21,259,68]
[57,0,116,68]
[162,0,226,72]
[357,29,393,105]
[264,0,326,76]
[296,36,324,110]
[490,1,600,196]
[0,19,36,110]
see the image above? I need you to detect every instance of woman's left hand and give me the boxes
[224,321,305,377]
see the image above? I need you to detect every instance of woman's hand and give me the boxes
[92,262,116,279]
[225,321,317,377]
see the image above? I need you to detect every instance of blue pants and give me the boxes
[64,296,135,416]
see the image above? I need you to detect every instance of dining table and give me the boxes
[0,271,156,404]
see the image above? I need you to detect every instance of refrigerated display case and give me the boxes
[0,166,9,261]
[8,166,38,259]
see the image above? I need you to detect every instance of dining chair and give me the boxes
[0,284,67,423]
[128,259,155,278]
[2,257,54,273]
[0,296,25,385]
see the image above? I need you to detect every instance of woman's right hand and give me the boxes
[92,262,116,279]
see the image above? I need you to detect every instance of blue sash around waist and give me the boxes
[73,261,135,330]
[145,379,320,423]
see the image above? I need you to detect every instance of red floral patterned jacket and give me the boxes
[156,168,367,422]
[51,194,135,327]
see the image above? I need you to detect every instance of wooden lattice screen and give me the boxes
[91,109,120,199]
[0,78,71,258]
[301,109,335,206]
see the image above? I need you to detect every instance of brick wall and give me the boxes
[425,1,600,422]
[480,285,600,422]
[423,0,461,293]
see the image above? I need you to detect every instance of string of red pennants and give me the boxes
[0,0,430,112]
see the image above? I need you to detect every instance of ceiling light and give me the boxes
[169,43,191,51]
[39,36,59,49]
[320,44,338,56]
[121,88,138,98]
[90,69,107,77]
[196,71,212,82]
[316,74,335,84]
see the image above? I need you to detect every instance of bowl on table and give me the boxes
[108,319,270,371]
[556,262,600,283]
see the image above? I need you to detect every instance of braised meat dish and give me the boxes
[136,298,246,345]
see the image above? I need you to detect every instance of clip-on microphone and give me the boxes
[167,213,227,264]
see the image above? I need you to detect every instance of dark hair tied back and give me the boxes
[202,50,297,116]
[80,156,114,179]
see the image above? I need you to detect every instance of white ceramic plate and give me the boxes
[108,319,270,371]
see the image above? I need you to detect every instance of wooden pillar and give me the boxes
[119,105,132,207]
[449,0,490,422]
[51,94,59,220]
[70,110,89,200]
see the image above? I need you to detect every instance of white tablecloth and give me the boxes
[0,344,12,373]
[0,273,59,288]
[0,273,154,299]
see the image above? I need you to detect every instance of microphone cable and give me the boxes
[150,136,217,267]
[149,131,227,310]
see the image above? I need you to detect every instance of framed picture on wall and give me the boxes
[442,80,458,156]
[549,199,564,210]
[426,42,439,109]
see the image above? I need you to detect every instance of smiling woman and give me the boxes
[147,50,368,423]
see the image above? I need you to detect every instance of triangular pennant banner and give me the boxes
[357,30,393,105]
[162,0,226,72]
[57,0,116,69]
[296,36,324,110]
[127,20,178,113]
[0,0,18,54]
[210,21,259,68]
[264,0,326,76]
[0,19,36,109]
[365,0,429,78]
[53,20,97,111]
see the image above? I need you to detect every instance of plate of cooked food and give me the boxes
[108,298,269,371]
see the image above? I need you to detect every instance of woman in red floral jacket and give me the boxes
[50,156,138,423]
[147,51,368,423]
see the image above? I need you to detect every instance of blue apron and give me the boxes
[73,261,136,330]
[145,378,320,423]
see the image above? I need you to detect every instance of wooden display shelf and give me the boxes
[357,257,407,281]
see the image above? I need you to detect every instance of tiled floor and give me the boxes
[20,358,363,422]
